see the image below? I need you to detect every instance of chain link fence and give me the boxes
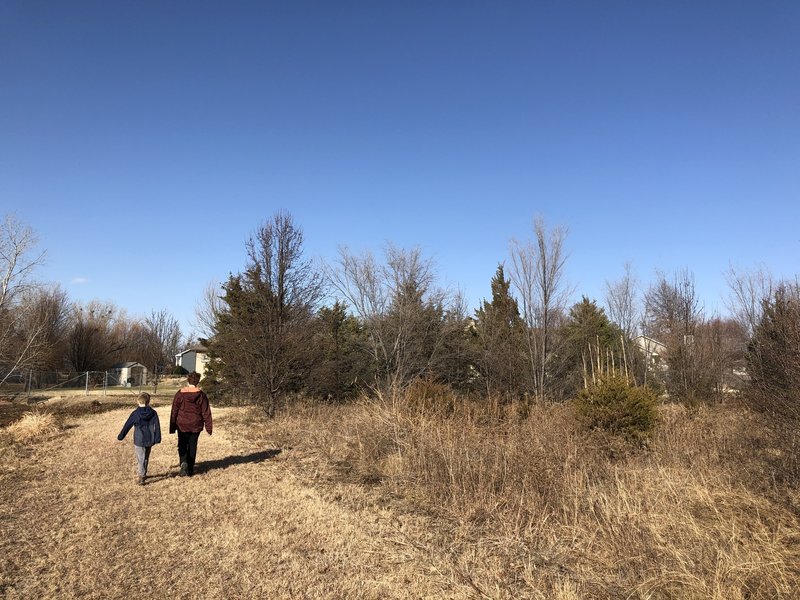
[0,369,151,396]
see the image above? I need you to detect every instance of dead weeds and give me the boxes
[242,396,800,599]
[2,397,799,599]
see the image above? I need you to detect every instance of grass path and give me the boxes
[1,405,466,599]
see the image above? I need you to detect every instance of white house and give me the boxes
[632,335,667,365]
[109,362,148,387]
[175,345,209,379]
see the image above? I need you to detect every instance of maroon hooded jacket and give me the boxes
[169,388,213,435]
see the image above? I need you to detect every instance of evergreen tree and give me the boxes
[473,265,527,400]
[747,284,800,413]
[306,301,370,401]
[382,269,445,386]
[556,296,624,398]
[746,283,800,482]
[208,212,323,416]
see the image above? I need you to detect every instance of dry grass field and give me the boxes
[1,393,799,599]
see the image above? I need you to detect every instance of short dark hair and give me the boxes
[187,371,201,386]
[138,392,151,405]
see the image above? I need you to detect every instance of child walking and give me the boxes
[117,392,162,485]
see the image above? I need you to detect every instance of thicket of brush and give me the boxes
[257,386,800,599]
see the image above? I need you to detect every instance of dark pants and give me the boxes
[177,430,201,475]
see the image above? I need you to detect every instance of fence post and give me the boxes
[103,371,107,396]
[85,371,89,395]
[27,369,32,397]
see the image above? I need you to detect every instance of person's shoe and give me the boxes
[179,462,188,477]
[138,476,146,486]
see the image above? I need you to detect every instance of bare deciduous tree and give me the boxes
[0,286,69,383]
[210,212,324,416]
[194,280,224,341]
[328,244,462,392]
[128,309,183,383]
[0,215,54,384]
[693,316,748,395]
[65,301,130,372]
[0,214,46,311]
[327,248,386,370]
[644,269,705,399]
[509,217,571,401]
[145,309,182,368]
[725,264,774,338]
[605,262,640,340]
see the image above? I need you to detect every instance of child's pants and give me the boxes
[134,445,152,477]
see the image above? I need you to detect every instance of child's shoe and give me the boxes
[138,476,146,486]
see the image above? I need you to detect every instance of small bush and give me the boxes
[575,373,659,446]
[4,411,59,441]
[172,365,187,376]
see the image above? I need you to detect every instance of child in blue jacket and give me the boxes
[117,392,162,485]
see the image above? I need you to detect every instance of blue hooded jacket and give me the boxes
[118,406,162,448]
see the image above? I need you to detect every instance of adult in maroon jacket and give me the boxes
[169,371,212,477]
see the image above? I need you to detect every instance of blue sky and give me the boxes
[2,1,798,337]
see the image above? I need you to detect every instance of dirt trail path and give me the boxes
[2,406,464,599]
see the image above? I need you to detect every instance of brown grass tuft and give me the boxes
[4,411,59,441]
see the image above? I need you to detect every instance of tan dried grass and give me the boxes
[261,395,800,599]
[4,411,58,441]
[0,404,464,599]
[3,397,799,599]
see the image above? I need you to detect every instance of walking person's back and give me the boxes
[117,392,161,485]
[170,371,212,477]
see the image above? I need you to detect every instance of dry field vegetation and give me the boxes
[1,391,799,599]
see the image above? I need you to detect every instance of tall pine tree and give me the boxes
[473,265,527,400]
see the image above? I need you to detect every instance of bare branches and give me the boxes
[644,268,701,338]
[724,264,774,338]
[0,215,56,383]
[0,214,46,311]
[65,301,130,372]
[327,244,459,391]
[605,262,640,340]
[143,309,182,368]
[509,216,571,401]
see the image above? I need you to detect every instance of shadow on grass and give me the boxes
[141,449,282,484]
[145,471,180,484]
[195,448,282,475]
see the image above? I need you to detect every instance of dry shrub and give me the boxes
[4,411,59,441]
[404,377,456,417]
[401,401,597,520]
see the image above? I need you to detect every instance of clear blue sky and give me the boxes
[2,1,798,337]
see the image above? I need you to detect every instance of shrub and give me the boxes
[4,411,59,441]
[575,373,659,446]
[172,365,187,376]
